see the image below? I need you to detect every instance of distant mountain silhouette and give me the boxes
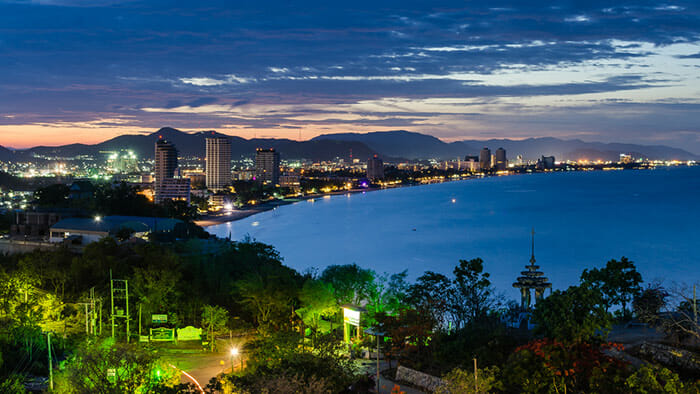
[14,127,379,162]
[313,130,476,159]
[312,131,698,161]
[0,145,15,162]
[459,137,699,161]
[7,128,698,162]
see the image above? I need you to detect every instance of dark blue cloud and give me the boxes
[0,0,699,152]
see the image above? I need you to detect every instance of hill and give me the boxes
[460,137,699,161]
[16,127,379,162]
[8,129,698,162]
[312,130,475,159]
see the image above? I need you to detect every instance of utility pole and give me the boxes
[376,334,380,394]
[110,270,131,342]
[474,357,478,393]
[694,285,698,327]
[47,332,53,391]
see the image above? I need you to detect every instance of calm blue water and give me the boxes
[209,167,700,300]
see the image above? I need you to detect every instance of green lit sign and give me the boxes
[152,314,167,324]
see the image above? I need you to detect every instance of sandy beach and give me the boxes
[193,187,386,228]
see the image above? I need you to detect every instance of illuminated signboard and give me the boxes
[343,307,360,326]
[152,314,168,324]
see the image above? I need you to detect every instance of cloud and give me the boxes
[178,75,254,86]
[565,15,591,23]
[2,0,700,152]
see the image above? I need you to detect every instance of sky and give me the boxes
[0,0,699,152]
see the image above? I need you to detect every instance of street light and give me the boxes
[230,347,241,372]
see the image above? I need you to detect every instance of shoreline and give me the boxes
[194,186,387,227]
[194,164,693,229]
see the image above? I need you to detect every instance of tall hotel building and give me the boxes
[479,147,492,170]
[154,138,190,203]
[206,136,232,191]
[495,147,507,171]
[366,156,385,180]
[255,148,280,185]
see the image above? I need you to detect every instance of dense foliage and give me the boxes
[1,233,699,393]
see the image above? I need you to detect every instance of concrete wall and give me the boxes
[0,239,82,255]
[395,365,445,393]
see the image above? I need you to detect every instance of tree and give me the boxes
[532,285,612,342]
[365,271,409,315]
[34,184,70,207]
[633,283,668,322]
[319,264,374,305]
[226,331,358,393]
[451,258,493,327]
[297,279,338,339]
[408,271,452,329]
[55,338,180,393]
[132,258,182,329]
[376,307,435,368]
[234,273,295,333]
[201,305,229,350]
[580,257,642,319]
[625,364,700,394]
[500,339,629,394]
[435,366,499,394]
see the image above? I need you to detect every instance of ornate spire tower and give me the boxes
[513,228,552,308]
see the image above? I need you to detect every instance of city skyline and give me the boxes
[1,1,700,153]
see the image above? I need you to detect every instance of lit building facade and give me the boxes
[464,155,479,172]
[366,156,384,180]
[154,139,178,202]
[479,147,491,170]
[206,136,231,191]
[495,147,507,171]
[159,178,191,203]
[255,148,280,185]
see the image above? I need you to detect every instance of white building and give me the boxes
[206,136,232,191]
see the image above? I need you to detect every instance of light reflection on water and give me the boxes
[208,167,700,299]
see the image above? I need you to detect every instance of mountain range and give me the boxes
[1,128,697,162]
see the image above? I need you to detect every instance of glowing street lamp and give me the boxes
[230,347,241,371]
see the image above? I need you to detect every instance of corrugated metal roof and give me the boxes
[51,216,182,233]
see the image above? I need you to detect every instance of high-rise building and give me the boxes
[158,178,191,203]
[206,136,231,191]
[154,138,178,202]
[366,156,384,180]
[495,147,507,171]
[537,155,556,170]
[464,155,479,172]
[255,148,280,185]
[479,147,491,170]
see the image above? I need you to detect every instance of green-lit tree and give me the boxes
[297,279,338,341]
[55,338,182,393]
[201,305,229,351]
[319,264,374,305]
[435,366,500,394]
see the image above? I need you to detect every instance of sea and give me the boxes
[208,166,700,300]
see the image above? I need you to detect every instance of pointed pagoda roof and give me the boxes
[513,228,552,290]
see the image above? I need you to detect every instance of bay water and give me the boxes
[208,167,700,300]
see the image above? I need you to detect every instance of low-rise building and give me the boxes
[49,216,182,244]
